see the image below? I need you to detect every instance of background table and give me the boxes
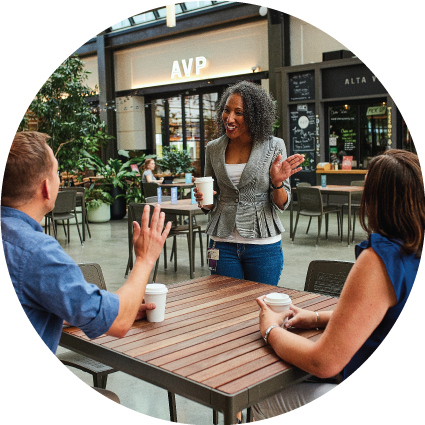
[290,185,364,246]
[159,182,194,199]
[60,275,338,424]
[146,198,204,278]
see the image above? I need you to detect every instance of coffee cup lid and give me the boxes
[264,293,291,305]
[145,283,168,295]
[195,176,214,183]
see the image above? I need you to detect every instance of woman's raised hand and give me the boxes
[270,154,305,186]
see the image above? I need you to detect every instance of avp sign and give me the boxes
[171,56,207,79]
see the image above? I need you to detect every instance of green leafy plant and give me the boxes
[84,185,114,212]
[157,146,194,175]
[118,149,156,175]
[21,55,114,178]
[79,150,137,190]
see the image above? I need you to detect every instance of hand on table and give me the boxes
[134,302,156,321]
[283,305,318,329]
[256,295,292,338]
[270,153,305,187]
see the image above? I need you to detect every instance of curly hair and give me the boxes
[215,81,277,144]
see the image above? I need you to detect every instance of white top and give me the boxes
[211,163,282,245]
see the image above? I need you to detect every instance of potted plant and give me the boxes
[79,150,138,219]
[85,186,114,223]
[156,146,194,177]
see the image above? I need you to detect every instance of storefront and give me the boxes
[112,19,268,176]
[276,56,415,186]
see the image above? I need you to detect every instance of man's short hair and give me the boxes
[1,131,54,208]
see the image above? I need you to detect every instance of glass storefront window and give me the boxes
[153,99,165,157]
[402,118,416,153]
[169,96,183,151]
[185,95,201,173]
[203,92,218,147]
[328,101,390,169]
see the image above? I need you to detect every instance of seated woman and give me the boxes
[142,159,163,184]
[255,149,425,420]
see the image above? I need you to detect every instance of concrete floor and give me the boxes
[55,207,367,424]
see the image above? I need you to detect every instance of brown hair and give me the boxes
[143,158,155,171]
[1,131,54,208]
[359,149,425,256]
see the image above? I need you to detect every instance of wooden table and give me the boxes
[290,185,364,246]
[146,198,204,278]
[60,275,338,424]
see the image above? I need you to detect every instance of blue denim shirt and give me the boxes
[1,206,119,353]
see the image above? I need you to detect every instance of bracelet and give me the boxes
[263,325,279,345]
[270,181,284,190]
[314,311,320,330]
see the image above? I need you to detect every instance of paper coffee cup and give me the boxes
[195,176,214,205]
[264,293,292,325]
[144,283,168,322]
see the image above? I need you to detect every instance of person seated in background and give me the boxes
[255,149,424,420]
[142,158,163,184]
[1,131,171,402]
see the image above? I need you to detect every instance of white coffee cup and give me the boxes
[194,176,214,205]
[144,283,168,322]
[264,293,292,325]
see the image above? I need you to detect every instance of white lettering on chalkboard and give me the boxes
[345,76,377,85]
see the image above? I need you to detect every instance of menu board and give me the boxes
[290,104,316,171]
[288,71,315,101]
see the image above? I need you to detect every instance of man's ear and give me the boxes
[41,179,50,200]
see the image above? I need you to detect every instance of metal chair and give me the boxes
[124,199,204,281]
[304,260,355,297]
[45,190,83,245]
[341,180,365,243]
[57,263,116,389]
[303,259,354,385]
[292,187,342,246]
[62,187,91,239]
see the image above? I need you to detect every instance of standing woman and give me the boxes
[195,81,304,286]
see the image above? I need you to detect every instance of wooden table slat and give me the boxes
[137,320,259,362]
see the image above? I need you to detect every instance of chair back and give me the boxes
[78,263,107,290]
[62,187,84,205]
[304,260,354,297]
[53,190,76,214]
[297,182,311,187]
[143,182,160,198]
[350,180,365,203]
[145,196,177,225]
[297,186,323,213]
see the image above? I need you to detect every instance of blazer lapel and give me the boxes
[237,140,268,189]
[213,135,237,189]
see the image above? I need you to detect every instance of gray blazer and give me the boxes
[204,134,291,239]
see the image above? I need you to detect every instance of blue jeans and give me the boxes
[208,240,284,286]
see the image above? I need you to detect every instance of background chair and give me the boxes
[62,186,91,239]
[304,259,354,297]
[45,190,83,245]
[292,187,342,246]
[142,182,160,198]
[341,180,365,243]
[125,200,204,280]
[57,263,116,389]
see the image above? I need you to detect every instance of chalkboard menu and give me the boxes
[290,104,316,171]
[288,71,315,101]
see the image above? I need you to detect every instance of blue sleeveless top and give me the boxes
[343,233,420,380]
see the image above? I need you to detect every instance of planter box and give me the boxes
[87,203,111,223]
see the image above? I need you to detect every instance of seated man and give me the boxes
[1,131,171,401]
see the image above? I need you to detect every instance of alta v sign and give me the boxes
[171,57,207,79]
